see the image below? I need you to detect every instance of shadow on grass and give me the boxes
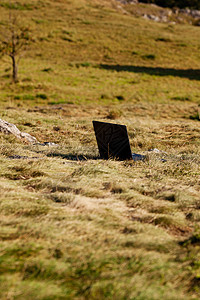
[47,152,100,161]
[99,64,200,80]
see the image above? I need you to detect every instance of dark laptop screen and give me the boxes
[93,121,132,160]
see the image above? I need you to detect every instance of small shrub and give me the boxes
[61,36,73,42]
[189,113,199,121]
[116,95,125,101]
[2,74,10,78]
[0,2,34,10]
[177,43,187,47]
[160,192,176,202]
[100,94,110,100]
[103,182,112,190]
[193,19,200,27]
[132,51,139,55]
[155,37,171,42]
[39,36,49,42]
[14,95,21,100]
[53,248,63,259]
[180,230,200,246]
[111,184,125,194]
[22,77,32,82]
[81,20,93,25]
[62,30,72,35]
[22,94,35,100]
[142,54,156,60]
[36,93,48,99]
[34,19,46,24]
[76,62,91,68]
[171,96,191,101]
[42,68,53,72]
[14,94,35,100]
[107,109,122,120]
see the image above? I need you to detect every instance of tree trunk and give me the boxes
[11,55,18,83]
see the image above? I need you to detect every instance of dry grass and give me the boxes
[0,0,200,299]
[0,108,200,298]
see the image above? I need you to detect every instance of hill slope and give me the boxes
[0,1,200,299]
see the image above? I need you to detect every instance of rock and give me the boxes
[8,155,29,159]
[191,10,200,18]
[0,118,38,144]
[167,10,172,17]
[132,153,146,161]
[179,8,200,18]
[8,155,40,159]
[34,142,59,146]
[0,118,21,135]
[145,148,167,162]
[20,132,38,143]
[143,14,161,22]
[116,0,138,4]
[148,148,167,154]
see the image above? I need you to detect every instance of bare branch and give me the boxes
[0,13,33,82]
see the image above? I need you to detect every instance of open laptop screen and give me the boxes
[93,121,132,160]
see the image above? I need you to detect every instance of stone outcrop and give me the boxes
[115,0,200,25]
[0,118,38,143]
[116,0,138,3]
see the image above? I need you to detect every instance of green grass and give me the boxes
[0,0,200,299]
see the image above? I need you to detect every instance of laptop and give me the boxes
[93,120,133,160]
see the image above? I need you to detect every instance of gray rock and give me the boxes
[8,155,40,159]
[148,148,167,154]
[20,132,38,143]
[116,0,138,4]
[179,8,200,19]
[34,142,59,146]
[0,118,38,144]
[143,14,161,22]
[132,153,146,161]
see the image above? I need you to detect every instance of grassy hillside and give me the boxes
[0,0,200,299]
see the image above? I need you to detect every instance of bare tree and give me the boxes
[0,15,32,83]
